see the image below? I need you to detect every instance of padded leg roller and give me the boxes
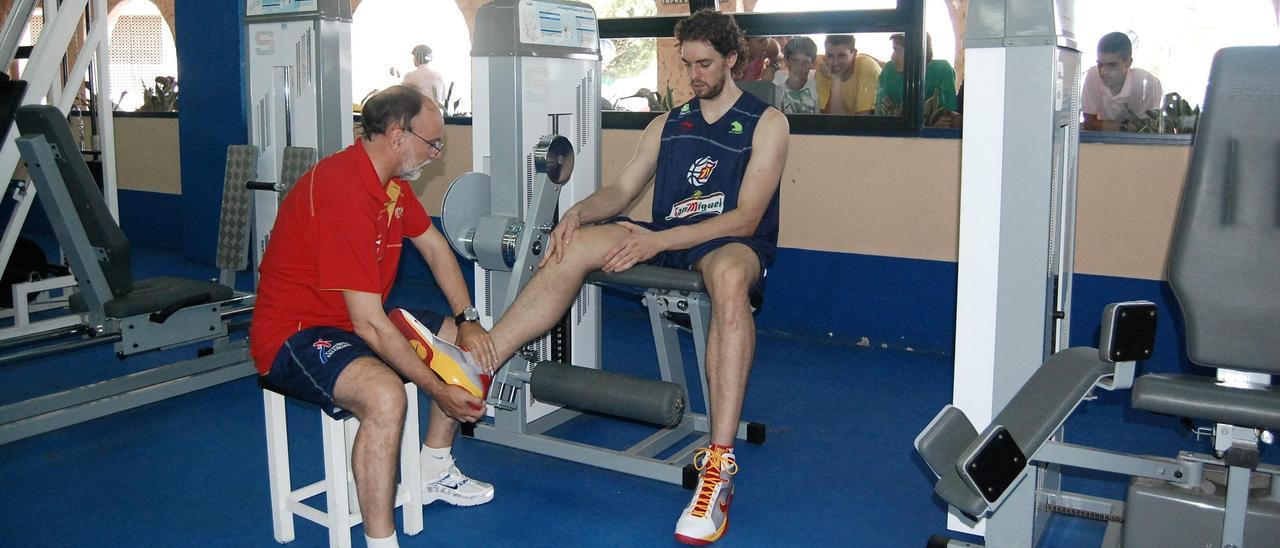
[530,361,686,428]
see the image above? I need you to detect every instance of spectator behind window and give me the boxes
[874,33,958,127]
[816,34,881,115]
[403,44,446,104]
[771,36,819,114]
[740,36,782,82]
[1082,32,1163,131]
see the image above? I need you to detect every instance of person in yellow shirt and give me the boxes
[816,34,881,114]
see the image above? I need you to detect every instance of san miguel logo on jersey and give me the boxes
[686,156,718,187]
[666,190,726,220]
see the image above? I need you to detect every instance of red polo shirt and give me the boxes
[250,140,431,374]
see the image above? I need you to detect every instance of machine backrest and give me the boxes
[0,77,27,145]
[215,145,258,275]
[737,80,783,111]
[1167,46,1280,374]
[279,146,317,203]
[14,104,133,297]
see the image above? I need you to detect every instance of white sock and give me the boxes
[421,444,452,479]
[365,532,399,548]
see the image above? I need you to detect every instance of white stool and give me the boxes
[262,382,424,548]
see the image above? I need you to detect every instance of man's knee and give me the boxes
[335,358,407,423]
[557,224,630,271]
[701,252,760,311]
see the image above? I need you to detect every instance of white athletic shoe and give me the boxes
[674,447,737,545]
[422,463,494,506]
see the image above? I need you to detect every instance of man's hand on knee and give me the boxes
[602,221,665,273]
[541,209,583,267]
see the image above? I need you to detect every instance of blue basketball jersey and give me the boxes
[652,91,781,264]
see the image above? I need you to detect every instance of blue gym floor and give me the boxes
[0,243,1266,547]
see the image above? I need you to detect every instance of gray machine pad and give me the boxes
[1132,373,1280,431]
[585,265,705,293]
[530,361,687,428]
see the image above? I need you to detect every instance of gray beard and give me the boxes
[399,159,432,181]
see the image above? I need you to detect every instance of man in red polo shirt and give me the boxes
[251,86,497,548]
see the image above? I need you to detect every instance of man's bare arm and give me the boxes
[599,108,790,272]
[569,112,666,224]
[542,113,667,266]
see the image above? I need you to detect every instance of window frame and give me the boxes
[598,1,930,135]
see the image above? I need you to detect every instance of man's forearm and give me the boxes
[423,248,473,315]
[355,322,447,396]
[573,186,633,224]
[657,210,760,252]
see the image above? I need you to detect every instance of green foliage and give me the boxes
[1127,92,1200,134]
[439,81,468,117]
[598,0,656,83]
[137,76,177,112]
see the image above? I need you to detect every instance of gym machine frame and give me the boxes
[444,0,763,488]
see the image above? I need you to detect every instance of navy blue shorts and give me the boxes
[262,308,446,418]
[603,217,772,306]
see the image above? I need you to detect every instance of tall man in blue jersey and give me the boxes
[476,10,788,545]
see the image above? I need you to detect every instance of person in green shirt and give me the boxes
[875,33,958,124]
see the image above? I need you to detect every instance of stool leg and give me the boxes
[323,414,354,548]
[400,383,424,535]
[344,418,360,513]
[262,390,295,543]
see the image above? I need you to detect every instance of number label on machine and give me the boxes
[248,0,318,16]
[518,0,598,50]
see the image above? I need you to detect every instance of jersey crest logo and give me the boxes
[666,191,726,220]
[729,120,743,134]
[679,103,691,116]
[686,156,718,187]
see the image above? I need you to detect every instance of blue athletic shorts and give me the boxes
[261,308,446,418]
[602,217,771,307]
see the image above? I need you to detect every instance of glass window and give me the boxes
[106,0,178,112]
[1075,0,1279,110]
[1070,0,1278,134]
[725,0,898,13]
[351,0,472,116]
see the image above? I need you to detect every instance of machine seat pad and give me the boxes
[1133,373,1280,431]
[70,276,233,319]
[586,265,704,293]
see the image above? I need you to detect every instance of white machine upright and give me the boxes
[948,0,1080,543]
[469,0,602,423]
[244,0,354,275]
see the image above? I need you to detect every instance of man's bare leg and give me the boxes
[424,321,460,447]
[488,224,631,361]
[332,357,409,539]
[695,244,761,446]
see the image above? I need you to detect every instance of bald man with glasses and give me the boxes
[251,86,496,548]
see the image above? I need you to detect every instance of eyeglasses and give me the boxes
[404,126,444,155]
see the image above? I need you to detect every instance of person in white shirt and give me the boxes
[771,37,818,114]
[1082,32,1163,131]
[403,44,446,105]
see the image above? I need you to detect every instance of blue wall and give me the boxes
[175,2,246,263]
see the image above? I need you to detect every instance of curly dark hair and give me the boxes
[674,9,747,72]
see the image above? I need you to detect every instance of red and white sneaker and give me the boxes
[674,446,738,545]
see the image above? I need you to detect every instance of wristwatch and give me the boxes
[454,306,480,326]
